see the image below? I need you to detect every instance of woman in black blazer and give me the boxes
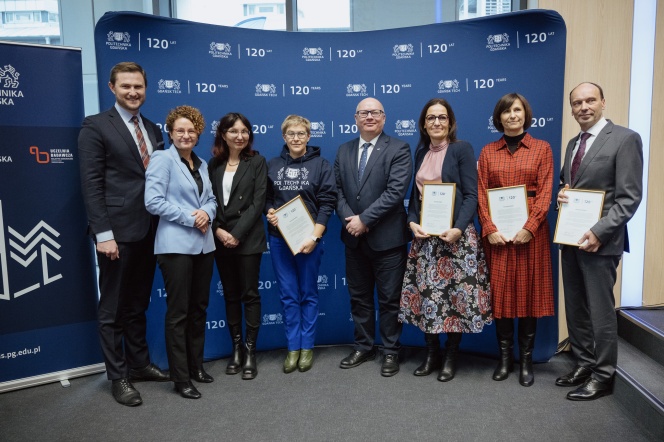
[209,113,267,380]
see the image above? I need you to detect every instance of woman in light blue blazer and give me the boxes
[145,105,217,399]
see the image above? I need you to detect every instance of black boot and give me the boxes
[226,326,243,375]
[518,317,537,387]
[242,328,258,380]
[492,318,514,381]
[437,332,461,382]
[414,333,442,376]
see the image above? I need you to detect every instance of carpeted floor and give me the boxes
[0,346,655,441]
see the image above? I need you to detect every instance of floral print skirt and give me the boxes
[399,225,493,334]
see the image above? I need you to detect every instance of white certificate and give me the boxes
[487,185,529,239]
[554,189,605,246]
[274,195,315,255]
[420,182,455,235]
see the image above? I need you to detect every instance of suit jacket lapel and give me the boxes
[141,113,162,152]
[231,159,249,196]
[573,122,613,186]
[171,146,201,204]
[108,108,145,169]
[215,163,227,216]
[358,133,387,189]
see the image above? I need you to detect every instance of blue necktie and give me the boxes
[358,142,370,182]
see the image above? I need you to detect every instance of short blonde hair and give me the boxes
[281,114,310,134]
[165,105,206,135]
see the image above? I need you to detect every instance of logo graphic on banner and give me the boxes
[437,79,461,94]
[255,83,277,97]
[317,274,329,291]
[29,146,50,164]
[310,121,326,138]
[486,33,510,51]
[393,44,414,59]
[106,31,131,50]
[346,84,367,97]
[0,201,62,301]
[157,79,181,94]
[262,312,283,326]
[395,119,417,137]
[302,47,324,61]
[487,116,499,133]
[0,64,23,105]
[209,42,232,58]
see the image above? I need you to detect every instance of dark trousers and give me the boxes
[215,252,262,332]
[562,247,621,382]
[158,252,214,383]
[345,240,407,354]
[96,233,156,380]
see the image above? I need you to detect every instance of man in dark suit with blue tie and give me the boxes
[556,82,643,401]
[78,62,169,406]
[335,97,412,376]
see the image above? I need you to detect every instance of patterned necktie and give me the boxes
[131,115,150,168]
[570,132,591,182]
[358,142,370,182]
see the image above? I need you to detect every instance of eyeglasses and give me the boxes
[425,114,449,125]
[285,131,308,139]
[226,129,250,136]
[355,110,384,119]
[174,129,198,137]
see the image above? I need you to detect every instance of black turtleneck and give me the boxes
[504,132,526,154]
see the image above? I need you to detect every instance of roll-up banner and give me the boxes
[94,10,566,366]
[0,42,104,392]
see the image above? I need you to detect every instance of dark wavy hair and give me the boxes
[212,112,257,161]
[492,93,533,133]
[416,98,458,150]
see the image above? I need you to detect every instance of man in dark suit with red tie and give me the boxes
[334,97,412,376]
[78,62,169,406]
[556,82,643,401]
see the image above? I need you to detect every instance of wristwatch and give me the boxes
[310,235,321,243]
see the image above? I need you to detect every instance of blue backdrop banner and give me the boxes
[0,42,103,390]
[93,10,566,366]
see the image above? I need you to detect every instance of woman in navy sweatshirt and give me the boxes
[265,115,337,373]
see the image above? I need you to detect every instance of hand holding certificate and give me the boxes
[487,185,529,240]
[273,195,315,255]
[554,188,605,246]
[420,183,455,236]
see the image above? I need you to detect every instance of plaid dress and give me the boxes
[477,133,555,318]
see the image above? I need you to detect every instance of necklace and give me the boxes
[228,161,239,166]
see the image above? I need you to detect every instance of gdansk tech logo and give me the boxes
[0,64,24,106]
[0,201,63,301]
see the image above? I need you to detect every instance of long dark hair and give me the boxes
[416,97,458,151]
[212,112,257,162]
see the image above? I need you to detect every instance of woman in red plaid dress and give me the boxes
[478,93,554,387]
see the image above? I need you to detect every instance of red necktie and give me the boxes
[131,115,150,168]
[570,132,591,182]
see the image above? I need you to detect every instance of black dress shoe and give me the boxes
[174,381,202,399]
[129,363,170,382]
[339,349,377,369]
[555,366,592,387]
[381,354,400,377]
[566,378,613,401]
[190,368,214,383]
[112,378,142,406]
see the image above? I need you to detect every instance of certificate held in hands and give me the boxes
[487,185,529,239]
[420,182,455,236]
[553,188,605,246]
[274,195,316,255]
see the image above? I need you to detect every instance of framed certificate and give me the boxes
[553,189,605,246]
[420,182,456,235]
[274,195,316,255]
[487,185,529,239]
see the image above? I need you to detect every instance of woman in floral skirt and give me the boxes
[399,98,492,382]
